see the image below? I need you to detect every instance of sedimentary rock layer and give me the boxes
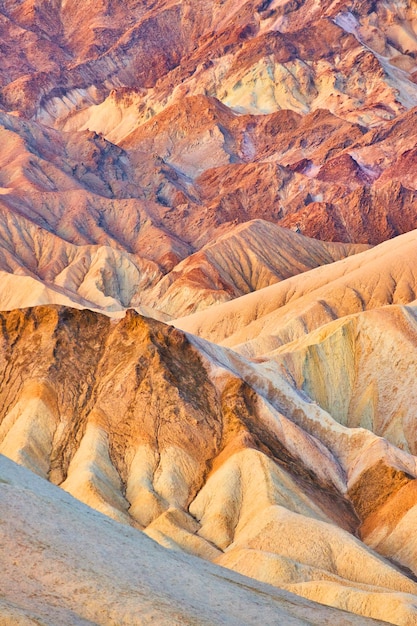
[1,304,417,624]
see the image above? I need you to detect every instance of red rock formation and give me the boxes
[1,1,417,623]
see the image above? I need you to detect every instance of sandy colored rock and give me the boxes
[2,1,417,624]
[0,304,417,623]
[4,454,380,626]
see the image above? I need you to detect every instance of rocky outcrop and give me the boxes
[3,1,417,624]
[1,304,417,624]
[0,2,417,248]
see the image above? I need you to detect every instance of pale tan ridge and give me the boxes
[0,305,416,624]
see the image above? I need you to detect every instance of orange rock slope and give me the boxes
[1,1,417,625]
[1,301,417,624]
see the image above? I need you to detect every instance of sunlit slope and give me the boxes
[142,220,367,317]
[2,454,376,626]
[1,306,417,624]
[175,229,417,353]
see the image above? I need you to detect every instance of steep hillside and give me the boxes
[175,229,417,349]
[2,1,417,625]
[0,1,417,248]
[1,305,417,624]
[141,220,368,316]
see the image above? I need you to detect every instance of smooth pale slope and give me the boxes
[174,228,417,353]
[1,455,374,626]
[262,303,417,579]
[271,305,417,453]
[1,307,417,624]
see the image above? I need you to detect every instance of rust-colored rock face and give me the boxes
[0,0,416,255]
[2,1,417,624]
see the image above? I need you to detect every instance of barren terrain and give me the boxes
[1,1,417,624]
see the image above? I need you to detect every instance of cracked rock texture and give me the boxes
[1,304,417,625]
[2,1,417,625]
